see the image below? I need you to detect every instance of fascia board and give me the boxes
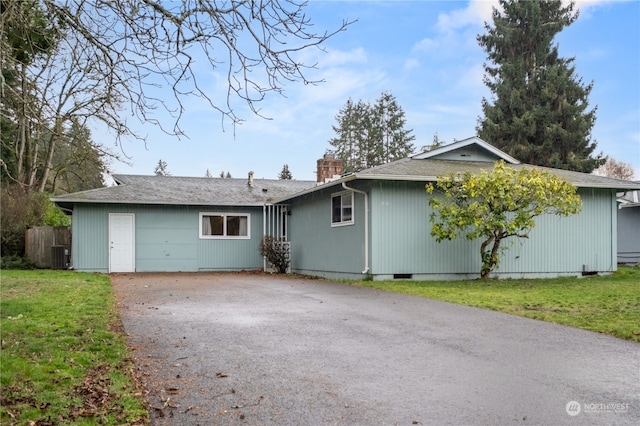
[413,136,520,164]
[50,198,268,207]
[272,175,358,204]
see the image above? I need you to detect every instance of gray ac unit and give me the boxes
[51,245,70,269]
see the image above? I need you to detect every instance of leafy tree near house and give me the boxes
[476,0,604,173]
[427,161,582,279]
[278,164,293,180]
[330,92,415,173]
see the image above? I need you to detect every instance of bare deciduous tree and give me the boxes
[1,0,352,192]
[41,0,352,133]
[593,158,635,180]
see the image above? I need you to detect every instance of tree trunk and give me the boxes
[37,119,62,192]
[16,64,28,186]
[480,234,502,279]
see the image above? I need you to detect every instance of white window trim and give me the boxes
[199,212,251,239]
[331,190,354,227]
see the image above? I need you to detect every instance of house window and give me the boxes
[200,213,250,239]
[331,191,353,226]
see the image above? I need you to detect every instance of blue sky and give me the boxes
[103,0,640,181]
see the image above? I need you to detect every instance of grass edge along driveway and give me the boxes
[1,266,638,424]
[0,270,149,425]
[352,266,640,342]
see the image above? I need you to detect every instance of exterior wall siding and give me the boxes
[288,184,367,279]
[617,205,640,264]
[69,183,618,279]
[368,183,617,280]
[71,204,265,273]
[72,205,110,272]
[501,188,616,276]
[432,145,502,162]
[197,206,264,271]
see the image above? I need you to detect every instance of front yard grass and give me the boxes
[0,270,149,425]
[353,266,640,342]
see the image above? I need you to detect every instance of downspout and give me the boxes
[342,182,370,274]
[611,189,616,272]
[263,203,267,271]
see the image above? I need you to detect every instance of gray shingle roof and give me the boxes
[52,174,317,209]
[354,158,640,190]
[52,142,640,211]
[273,158,640,204]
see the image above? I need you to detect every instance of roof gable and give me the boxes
[412,136,520,164]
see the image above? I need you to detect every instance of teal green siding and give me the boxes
[288,185,367,279]
[197,206,264,270]
[69,182,618,279]
[71,205,110,272]
[617,204,640,264]
[369,182,617,279]
[70,204,264,272]
[431,145,502,162]
[286,181,618,280]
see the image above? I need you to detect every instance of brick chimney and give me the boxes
[317,153,343,183]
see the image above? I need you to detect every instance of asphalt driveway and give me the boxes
[112,273,639,425]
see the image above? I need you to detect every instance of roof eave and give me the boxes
[272,175,360,203]
[412,136,521,164]
[51,198,270,208]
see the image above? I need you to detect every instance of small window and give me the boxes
[200,213,250,239]
[331,191,354,226]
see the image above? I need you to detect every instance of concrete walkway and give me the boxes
[112,273,639,425]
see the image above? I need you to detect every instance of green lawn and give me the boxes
[1,267,638,424]
[0,270,149,425]
[353,266,640,342]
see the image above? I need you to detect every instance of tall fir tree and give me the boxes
[476,0,604,173]
[278,164,293,180]
[154,160,171,176]
[371,91,416,165]
[330,92,414,173]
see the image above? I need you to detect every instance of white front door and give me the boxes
[109,213,135,273]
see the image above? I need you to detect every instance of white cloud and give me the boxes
[318,47,368,67]
[433,0,618,35]
[435,0,499,33]
[403,58,421,72]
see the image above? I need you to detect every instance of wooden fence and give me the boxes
[25,226,71,269]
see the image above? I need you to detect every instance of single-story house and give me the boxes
[52,137,640,279]
[617,190,640,264]
[52,173,315,273]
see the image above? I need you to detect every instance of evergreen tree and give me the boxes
[278,164,293,180]
[420,133,446,153]
[330,92,414,173]
[329,98,367,173]
[371,91,416,164]
[154,160,170,176]
[49,119,107,193]
[476,0,604,173]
